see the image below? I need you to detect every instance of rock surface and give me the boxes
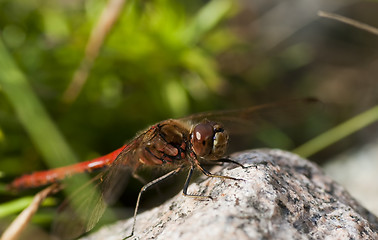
[81,149,378,240]
[324,139,378,216]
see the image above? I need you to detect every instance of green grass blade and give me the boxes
[293,105,378,158]
[0,38,78,168]
[0,197,56,218]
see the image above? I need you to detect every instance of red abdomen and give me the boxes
[9,146,126,189]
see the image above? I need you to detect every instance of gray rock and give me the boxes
[324,139,378,216]
[81,149,378,240]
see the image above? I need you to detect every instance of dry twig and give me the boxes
[1,184,62,240]
[62,0,127,103]
[318,10,378,36]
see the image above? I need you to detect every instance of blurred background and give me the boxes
[0,0,377,239]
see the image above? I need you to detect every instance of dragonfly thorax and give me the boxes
[190,121,229,160]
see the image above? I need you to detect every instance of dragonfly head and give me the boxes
[190,121,229,160]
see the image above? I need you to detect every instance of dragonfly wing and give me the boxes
[180,98,321,126]
[180,98,323,151]
[101,153,133,205]
[52,173,109,240]
[100,136,145,204]
[52,139,143,239]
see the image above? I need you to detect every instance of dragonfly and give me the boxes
[9,98,319,239]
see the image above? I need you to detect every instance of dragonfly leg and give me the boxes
[195,161,244,181]
[212,157,248,169]
[182,166,212,200]
[133,171,165,197]
[123,166,183,240]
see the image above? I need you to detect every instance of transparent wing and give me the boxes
[52,173,110,240]
[52,137,145,239]
[180,98,323,151]
[180,98,321,128]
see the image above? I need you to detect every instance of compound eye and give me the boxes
[212,124,228,158]
[191,123,214,157]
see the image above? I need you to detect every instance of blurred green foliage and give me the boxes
[0,0,240,176]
